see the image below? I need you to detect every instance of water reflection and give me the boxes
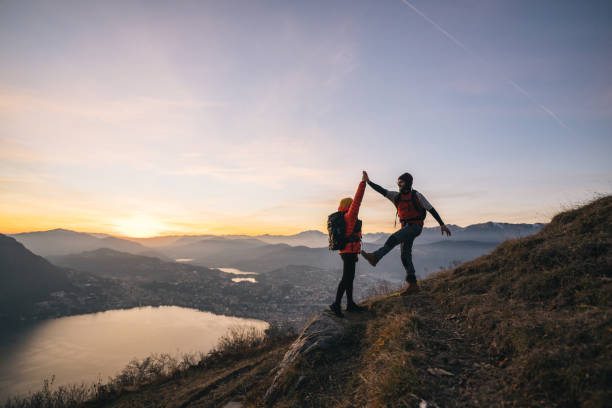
[217,267,258,275]
[0,306,267,399]
[231,278,257,283]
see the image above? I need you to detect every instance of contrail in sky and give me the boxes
[400,0,570,130]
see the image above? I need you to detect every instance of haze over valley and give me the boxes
[2,221,544,326]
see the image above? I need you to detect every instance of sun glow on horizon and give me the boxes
[111,215,172,238]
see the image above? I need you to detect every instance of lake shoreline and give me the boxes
[0,306,269,400]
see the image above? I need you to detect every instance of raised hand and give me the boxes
[362,171,369,182]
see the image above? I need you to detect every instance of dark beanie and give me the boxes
[398,172,413,187]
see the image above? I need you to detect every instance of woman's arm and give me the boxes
[347,181,366,221]
[346,174,367,221]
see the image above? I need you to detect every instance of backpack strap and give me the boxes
[346,219,362,243]
[411,190,424,213]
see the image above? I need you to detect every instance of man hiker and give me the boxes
[360,171,451,295]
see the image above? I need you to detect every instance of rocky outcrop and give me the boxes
[264,310,346,405]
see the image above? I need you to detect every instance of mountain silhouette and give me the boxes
[0,234,73,320]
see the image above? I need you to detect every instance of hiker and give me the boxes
[360,172,451,295]
[329,171,368,318]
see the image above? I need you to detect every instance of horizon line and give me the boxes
[2,220,549,239]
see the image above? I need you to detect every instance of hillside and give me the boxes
[48,248,226,282]
[5,197,610,407]
[263,196,609,407]
[0,234,74,320]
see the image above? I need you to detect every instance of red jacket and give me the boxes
[338,181,366,254]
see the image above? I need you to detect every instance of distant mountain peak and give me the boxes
[295,230,325,236]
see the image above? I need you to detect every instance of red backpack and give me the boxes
[393,191,426,226]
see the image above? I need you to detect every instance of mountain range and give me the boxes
[9,222,544,282]
[1,221,536,323]
[0,221,545,322]
[123,223,545,248]
[12,233,495,281]
[9,229,150,257]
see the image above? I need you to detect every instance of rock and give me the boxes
[427,367,455,377]
[264,311,345,405]
[294,375,308,390]
[419,398,440,408]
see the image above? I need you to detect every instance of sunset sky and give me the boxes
[1,0,611,237]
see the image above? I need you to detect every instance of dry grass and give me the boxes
[357,307,422,407]
[363,280,404,298]
[427,195,612,407]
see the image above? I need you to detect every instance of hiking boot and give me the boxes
[329,302,344,318]
[400,282,419,296]
[346,302,366,312]
[360,250,378,267]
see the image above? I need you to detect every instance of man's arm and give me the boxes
[429,208,451,236]
[416,191,451,236]
[428,207,444,225]
[364,172,398,203]
[368,180,399,204]
[366,179,388,197]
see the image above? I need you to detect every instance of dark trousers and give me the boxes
[334,253,357,305]
[373,223,422,283]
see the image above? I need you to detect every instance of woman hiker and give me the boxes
[360,172,451,295]
[329,171,368,318]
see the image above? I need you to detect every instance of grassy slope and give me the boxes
[426,195,612,407]
[262,196,611,407]
[9,197,609,407]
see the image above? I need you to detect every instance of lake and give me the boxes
[216,267,258,275]
[231,277,257,283]
[0,306,267,399]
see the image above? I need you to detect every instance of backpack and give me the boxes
[327,211,362,251]
[393,190,426,226]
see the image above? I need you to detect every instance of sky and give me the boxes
[1,0,611,237]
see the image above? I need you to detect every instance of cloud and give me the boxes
[0,139,46,164]
[166,163,336,189]
[0,88,223,124]
[0,86,226,169]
